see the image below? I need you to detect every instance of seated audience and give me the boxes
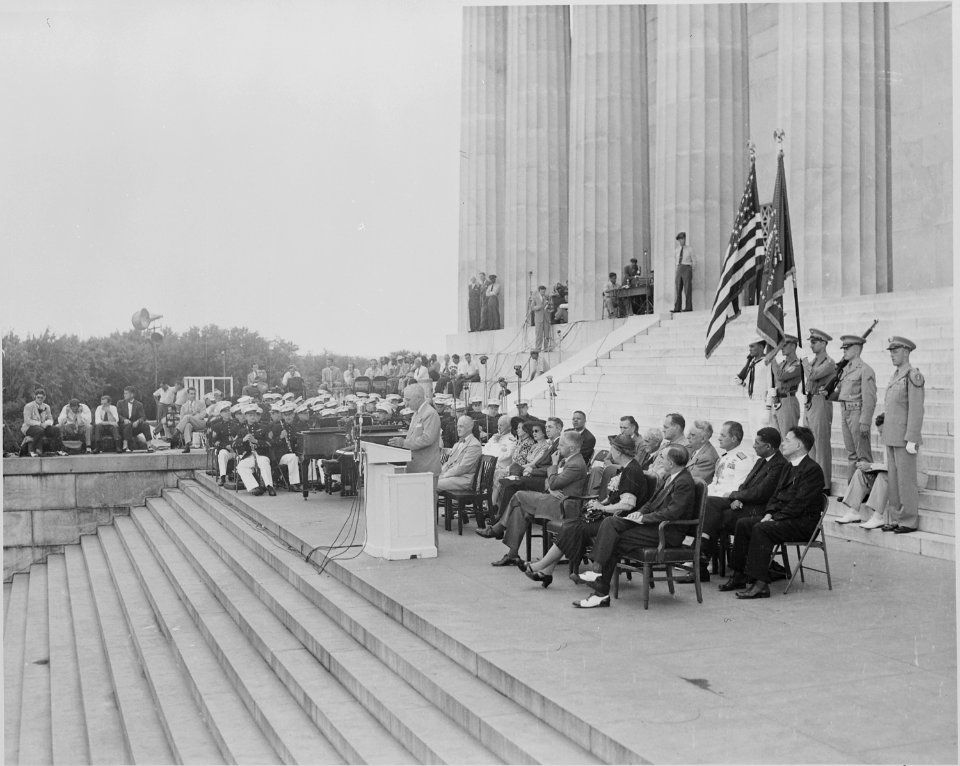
[57,398,94,452]
[93,394,122,453]
[569,410,596,463]
[117,386,154,452]
[685,420,719,484]
[495,417,561,512]
[21,388,64,456]
[483,415,518,505]
[648,413,689,477]
[454,352,481,397]
[481,430,587,566]
[153,380,180,438]
[721,426,825,599]
[572,445,695,609]
[523,434,654,586]
[437,415,483,493]
[177,387,207,453]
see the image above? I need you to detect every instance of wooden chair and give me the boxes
[523,469,595,561]
[772,495,833,594]
[612,478,709,609]
[437,454,498,535]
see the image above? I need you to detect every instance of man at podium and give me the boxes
[388,384,442,480]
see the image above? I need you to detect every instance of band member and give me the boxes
[232,404,276,496]
[272,402,302,491]
[207,402,241,486]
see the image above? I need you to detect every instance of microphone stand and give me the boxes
[547,376,556,419]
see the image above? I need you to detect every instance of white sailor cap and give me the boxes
[282,392,295,402]
[229,403,243,414]
[400,407,414,416]
[270,403,283,413]
[212,401,231,414]
[280,402,297,413]
[377,402,394,415]
[454,401,467,411]
[295,403,310,414]
[386,394,402,402]
[516,400,529,408]
[237,395,254,405]
[241,403,261,415]
[263,393,281,402]
[470,396,483,404]
[487,399,500,407]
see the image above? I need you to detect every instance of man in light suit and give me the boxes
[573,445,696,608]
[487,431,588,566]
[117,386,153,452]
[437,416,482,493]
[389,384,442,482]
[530,284,551,351]
[685,420,719,484]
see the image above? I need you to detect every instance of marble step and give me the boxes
[130,503,345,765]
[823,500,954,560]
[46,555,89,765]
[185,478,620,764]
[4,573,29,765]
[19,564,52,765]
[80,536,175,764]
[97,525,228,765]
[62,546,130,764]
[175,483,603,765]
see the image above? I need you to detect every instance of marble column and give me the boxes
[777,3,891,298]
[503,6,570,329]
[458,7,507,332]
[567,5,651,323]
[652,4,749,314]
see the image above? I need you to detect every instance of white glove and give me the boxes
[906,441,918,455]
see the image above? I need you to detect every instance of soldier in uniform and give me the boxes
[880,336,925,533]
[829,334,877,523]
[232,404,276,496]
[767,335,802,436]
[274,402,302,492]
[802,328,837,492]
[208,402,241,486]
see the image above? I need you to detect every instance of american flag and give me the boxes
[756,152,795,348]
[704,156,764,358]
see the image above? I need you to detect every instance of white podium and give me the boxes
[359,441,437,560]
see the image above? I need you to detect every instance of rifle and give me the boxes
[822,319,879,399]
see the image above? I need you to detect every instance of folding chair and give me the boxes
[772,495,832,594]
[612,478,709,609]
[437,455,497,534]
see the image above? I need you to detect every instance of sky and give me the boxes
[1,0,463,357]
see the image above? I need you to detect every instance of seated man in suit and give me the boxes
[484,430,588,566]
[494,416,563,512]
[177,386,208,453]
[569,410,596,464]
[648,413,689,478]
[117,386,154,452]
[685,420,719,484]
[700,427,787,571]
[573,445,695,608]
[722,426,825,599]
[93,394,122,453]
[437,415,483,493]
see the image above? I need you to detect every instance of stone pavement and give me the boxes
[223,483,958,764]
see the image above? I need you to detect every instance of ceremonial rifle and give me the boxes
[821,319,879,399]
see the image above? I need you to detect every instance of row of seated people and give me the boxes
[318,352,485,399]
[452,407,827,609]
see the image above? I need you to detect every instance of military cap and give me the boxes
[400,407,414,416]
[282,393,295,402]
[516,400,529,408]
[454,401,466,411]
[229,403,243,414]
[840,335,867,348]
[212,401,231,413]
[807,328,832,343]
[270,403,283,412]
[675,231,686,240]
[782,335,799,345]
[487,399,500,407]
[237,395,254,405]
[241,403,261,415]
[295,403,310,414]
[885,336,916,351]
[470,396,483,404]
[748,336,766,347]
[263,392,281,402]
[377,402,394,415]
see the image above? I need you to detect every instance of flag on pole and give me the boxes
[704,155,764,358]
[756,150,795,348]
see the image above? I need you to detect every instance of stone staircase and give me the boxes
[4,477,610,765]
[530,287,955,559]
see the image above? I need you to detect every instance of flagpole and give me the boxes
[775,129,806,398]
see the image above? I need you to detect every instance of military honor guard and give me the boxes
[767,335,802,436]
[802,328,837,491]
[880,336,925,534]
[232,403,276,496]
[828,334,877,480]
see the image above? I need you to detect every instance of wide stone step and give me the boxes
[823,500,954,560]
[46,554,89,765]
[80,536,175,764]
[130,503,345,765]
[181,481,607,765]
[139,497,423,765]
[19,564,52,765]
[113,515,284,764]
[4,573,29,765]
[97,525,228,765]
[829,446,954,474]
[62,546,129,764]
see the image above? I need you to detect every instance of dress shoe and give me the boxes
[859,513,885,530]
[893,526,917,534]
[572,593,610,609]
[250,487,266,497]
[736,582,771,599]
[577,570,602,583]
[522,564,553,588]
[881,524,898,532]
[491,554,522,567]
[266,486,277,496]
[182,445,191,454]
[475,526,503,540]
[834,511,862,524]
[289,483,302,492]
[217,476,226,487]
[718,575,747,592]
[677,562,711,584]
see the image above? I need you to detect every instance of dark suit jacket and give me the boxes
[528,438,559,478]
[536,453,589,521]
[728,451,789,511]
[117,399,146,426]
[572,428,596,464]
[635,468,697,547]
[766,455,825,521]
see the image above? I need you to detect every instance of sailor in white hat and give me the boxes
[234,404,276,496]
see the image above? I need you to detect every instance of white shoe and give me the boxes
[834,512,862,524]
[859,514,885,530]
[578,570,602,583]
[572,594,610,609]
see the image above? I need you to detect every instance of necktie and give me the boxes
[748,364,756,397]
[677,246,684,265]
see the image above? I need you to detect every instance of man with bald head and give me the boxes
[437,415,483,493]
[389,384,442,479]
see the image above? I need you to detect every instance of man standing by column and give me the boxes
[802,328,837,493]
[829,334,877,523]
[881,337,925,534]
[530,285,551,351]
[672,231,694,313]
